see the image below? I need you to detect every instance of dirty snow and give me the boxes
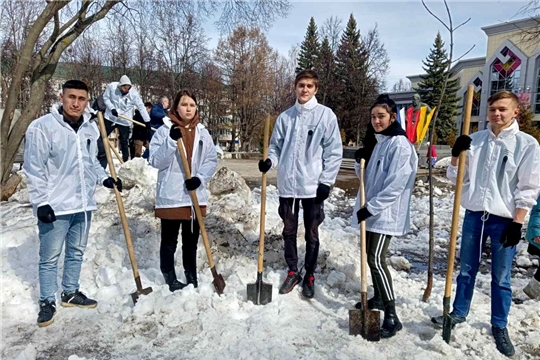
[1,158,539,359]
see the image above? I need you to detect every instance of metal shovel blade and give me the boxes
[211,267,226,295]
[247,273,273,305]
[442,314,453,343]
[349,293,380,341]
[131,286,153,304]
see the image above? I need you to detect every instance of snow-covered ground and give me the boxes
[2,158,539,360]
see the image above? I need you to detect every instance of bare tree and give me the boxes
[392,78,412,92]
[362,24,390,91]
[212,0,292,33]
[517,1,540,45]
[321,15,343,53]
[0,0,122,197]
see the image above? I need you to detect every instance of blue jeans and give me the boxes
[38,212,92,303]
[452,210,515,328]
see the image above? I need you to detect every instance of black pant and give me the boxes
[278,197,325,274]
[366,231,394,305]
[97,119,130,168]
[160,219,200,274]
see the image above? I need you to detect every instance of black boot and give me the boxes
[185,270,198,288]
[279,270,302,294]
[355,287,384,311]
[492,326,515,357]
[381,304,403,338]
[301,274,315,299]
[162,270,187,292]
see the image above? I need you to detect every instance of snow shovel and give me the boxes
[97,112,153,304]
[175,136,226,295]
[118,114,157,131]
[349,159,380,341]
[442,85,474,343]
[247,117,272,305]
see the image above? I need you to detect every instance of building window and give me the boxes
[490,46,522,95]
[535,59,540,114]
[464,77,482,116]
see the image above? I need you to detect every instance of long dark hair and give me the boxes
[170,89,199,122]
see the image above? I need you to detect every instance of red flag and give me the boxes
[406,107,415,143]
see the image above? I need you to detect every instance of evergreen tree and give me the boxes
[517,102,540,143]
[296,17,321,74]
[414,32,461,142]
[335,14,374,144]
[315,36,337,107]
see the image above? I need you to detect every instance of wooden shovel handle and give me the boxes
[258,117,271,272]
[97,112,141,283]
[175,137,216,268]
[444,85,474,298]
[359,159,368,294]
[117,114,157,131]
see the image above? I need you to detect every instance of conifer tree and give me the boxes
[315,36,337,107]
[296,17,321,74]
[414,32,461,142]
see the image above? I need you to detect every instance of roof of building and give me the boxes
[481,16,540,36]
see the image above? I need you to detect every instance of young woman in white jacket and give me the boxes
[149,90,217,291]
[353,94,418,338]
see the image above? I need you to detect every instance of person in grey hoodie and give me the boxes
[258,70,343,299]
[353,94,418,338]
[97,75,151,167]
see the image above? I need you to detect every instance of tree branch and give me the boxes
[452,44,476,64]
[421,0,450,32]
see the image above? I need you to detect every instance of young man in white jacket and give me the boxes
[431,90,540,356]
[258,70,343,299]
[24,80,121,327]
[98,75,151,166]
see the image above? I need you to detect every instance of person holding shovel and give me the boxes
[24,80,121,327]
[149,90,217,292]
[352,94,418,338]
[258,69,342,299]
[431,90,540,357]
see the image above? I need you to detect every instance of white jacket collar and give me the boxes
[163,116,206,130]
[295,96,318,113]
[487,119,519,139]
[50,103,91,125]
[375,133,390,143]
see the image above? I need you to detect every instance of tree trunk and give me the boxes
[0,171,21,201]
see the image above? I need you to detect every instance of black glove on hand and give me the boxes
[356,207,372,223]
[37,204,56,223]
[355,148,365,163]
[111,109,119,117]
[103,177,122,192]
[185,177,201,191]
[258,158,272,173]
[451,135,472,157]
[315,184,330,204]
[169,124,182,141]
[500,222,523,248]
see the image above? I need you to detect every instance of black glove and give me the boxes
[355,148,366,163]
[258,158,272,173]
[37,204,56,223]
[185,177,201,191]
[356,207,372,223]
[451,135,472,157]
[103,177,122,192]
[500,222,523,248]
[315,184,330,204]
[169,124,182,141]
[111,109,119,117]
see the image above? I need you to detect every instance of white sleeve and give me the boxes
[149,126,177,170]
[319,113,343,186]
[515,145,540,211]
[23,126,51,207]
[196,132,218,187]
[267,115,284,169]
[103,85,115,110]
[132,90,150,123]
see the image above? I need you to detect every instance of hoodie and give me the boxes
[103,75,150,126]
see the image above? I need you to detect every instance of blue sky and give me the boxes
[203,1,532,89]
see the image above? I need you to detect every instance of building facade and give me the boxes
[390,17,540,135]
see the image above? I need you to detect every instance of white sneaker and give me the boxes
[523,278,540,299]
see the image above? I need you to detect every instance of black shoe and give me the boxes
[492,326,515,357]
[37,300,56,327]
[381,305,403,338]
[185,270,198,288]
[431,312,466,329]
[355,296,384,311]
[162,270,187,292]
[61,290,97,308]
[279,270,302,294]
[301,274,315,299]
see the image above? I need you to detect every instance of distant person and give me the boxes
[431,90,540,357]
[150,96,170,129]
[24,80,121,327]
[98,75,151,167]
[258,70,342,299]
[130,102,152,159]
[427,143,437,167]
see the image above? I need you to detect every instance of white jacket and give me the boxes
[24,105,108,216]
[352,134,418,236]
[267,96,342,198]
[149,117,217,208]
[103,75,150,127]
[447,120,540,218]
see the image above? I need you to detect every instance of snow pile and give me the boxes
[1,160,540,359]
